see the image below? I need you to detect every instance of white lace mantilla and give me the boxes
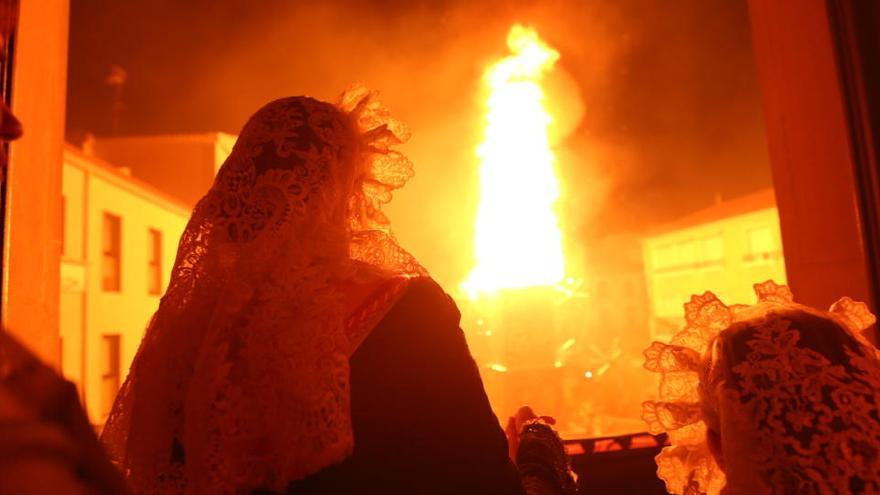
[101,88,425,494]
[643,281,880,494]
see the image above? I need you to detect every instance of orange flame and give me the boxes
[464,25,565,297]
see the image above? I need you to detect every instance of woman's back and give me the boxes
[285,278,524,495]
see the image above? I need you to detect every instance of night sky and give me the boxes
[66,0,773,284]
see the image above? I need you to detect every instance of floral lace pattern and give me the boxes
[101,89,425,494]
[643,281,880,494]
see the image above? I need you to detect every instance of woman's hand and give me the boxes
[505,405,555,461]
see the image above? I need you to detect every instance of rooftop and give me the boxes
[63,143,192,216]
[647,188,777,236]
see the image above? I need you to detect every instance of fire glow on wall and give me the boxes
[463,25,566,297]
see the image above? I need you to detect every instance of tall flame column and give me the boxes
[464,25,565,295]
[460,25,571,425]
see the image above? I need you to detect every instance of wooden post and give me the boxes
[747,0,878,319]
[3,0,68,367]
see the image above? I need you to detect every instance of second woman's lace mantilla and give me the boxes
[642,281,880,494]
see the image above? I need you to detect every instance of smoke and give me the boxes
[67,0,771,287]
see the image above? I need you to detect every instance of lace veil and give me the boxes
[643,281,880,494]
[101,87,425,494]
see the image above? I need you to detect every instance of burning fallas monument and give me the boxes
[454,25,647,438]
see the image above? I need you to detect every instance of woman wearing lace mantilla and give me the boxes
[643,281,880,494]
[100,88,576,495]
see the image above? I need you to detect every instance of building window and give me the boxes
[745,225,776,261]
[148,228,162,295]
[100,334,121,419]
[652,244,677,270]
[700,235,724,263]
[102,213,121,291]
[676,240,697,265]
[652,236,723,272]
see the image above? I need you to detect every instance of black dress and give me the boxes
[283,278,526,495]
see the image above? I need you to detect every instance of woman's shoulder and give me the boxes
[393,277,460,322]
[401,276,449,297]
[353,277,462,358]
